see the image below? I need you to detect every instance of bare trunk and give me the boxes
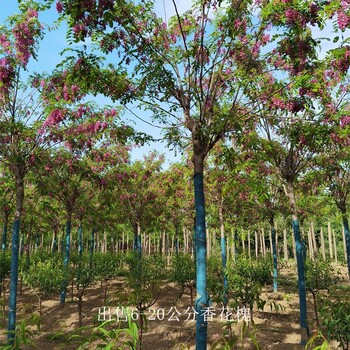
[311,222,317,256]
[320,227,326,260]
[283,229,288,261]
[328,222,333,259]
[332,229,338,263]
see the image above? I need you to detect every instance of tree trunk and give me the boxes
[193,152,208,350]
[77,224,83,284]
[89,228,95,270]
[332,229,338,263]
[133,222,142,255]
[283,229,288,261]
[311,222,317,256]
[292,230,296,260]
[248,230,251,258]
[219,204,228,306]
[283,182,309,344]
[308,227,314,260]
[342,215,350,278]
[320,227,326,260]
[242,234,245,253]
[261,226,266,256]
[270,217,278,293]
[51,229,58,253]
[328,222,333,259]
[24,218,33,271]
[60,210,72,306]
[7,167,25,344]
[207,228,210,257]
[175,225,179,255]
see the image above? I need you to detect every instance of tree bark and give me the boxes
[283,229,288,261]
[320,227,326,260]
[342,216,350,279]
[89,228,95,270]
[193,152,208,350]
[332,229,338,263]
[270,217,278,293]
[328,222,333,259]
[7,166,25,343]
[283,181,309,344]
[60,210,72,306]
[311,222,317,256]
[219,204,228,305]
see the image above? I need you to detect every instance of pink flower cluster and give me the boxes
[0,57,14,100]
[0,34,11,54]
[67,120,108,136]
[56,1,63,13]
[330,46,350,74]
[337,1,350,30]
[12,9,40,66]
[340,115,350,127]
[285,8,307,27]
[42,109,65,128]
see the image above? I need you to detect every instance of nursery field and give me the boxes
[3,0,350,349]
[0,251,349,350]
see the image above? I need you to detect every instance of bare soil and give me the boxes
[0,264,348,349]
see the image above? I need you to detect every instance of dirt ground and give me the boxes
[0,264,348,350]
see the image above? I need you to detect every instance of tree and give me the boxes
[56,0,350,345]
[57,1,275,346]
[0,2,53,341]
[117,152,165,254]
[317,144,350,278]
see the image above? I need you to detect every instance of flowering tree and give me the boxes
[0,1,54,341]
[56,1,275,346]
[161,161,193,255]
[316,141,350,278]
[54,0,350,345]
[116,152,165,254]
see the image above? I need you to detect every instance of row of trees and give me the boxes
[2,0,350,347]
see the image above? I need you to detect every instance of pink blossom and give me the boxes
[56,1,63,13]
[340,115,350,127]
[42,109,65,127]
[337,11,350,30]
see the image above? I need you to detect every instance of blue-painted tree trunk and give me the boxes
[89,228,95,270]
[175,225,179,255]
[77,224,83,283]
[35,234,40,251]
[292,218,309,344]
[7,169,25,345]
[133,223,142,255]
[52,231,58,253]
[60,213,72,305]
[220,236,228,305]
[271,225,278,292]
[194,173,208,350]
[219,205,228,305]
[284,181,309,344]
[342,215,350,279]
[193,218,196,260]
[7,219,20,343]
